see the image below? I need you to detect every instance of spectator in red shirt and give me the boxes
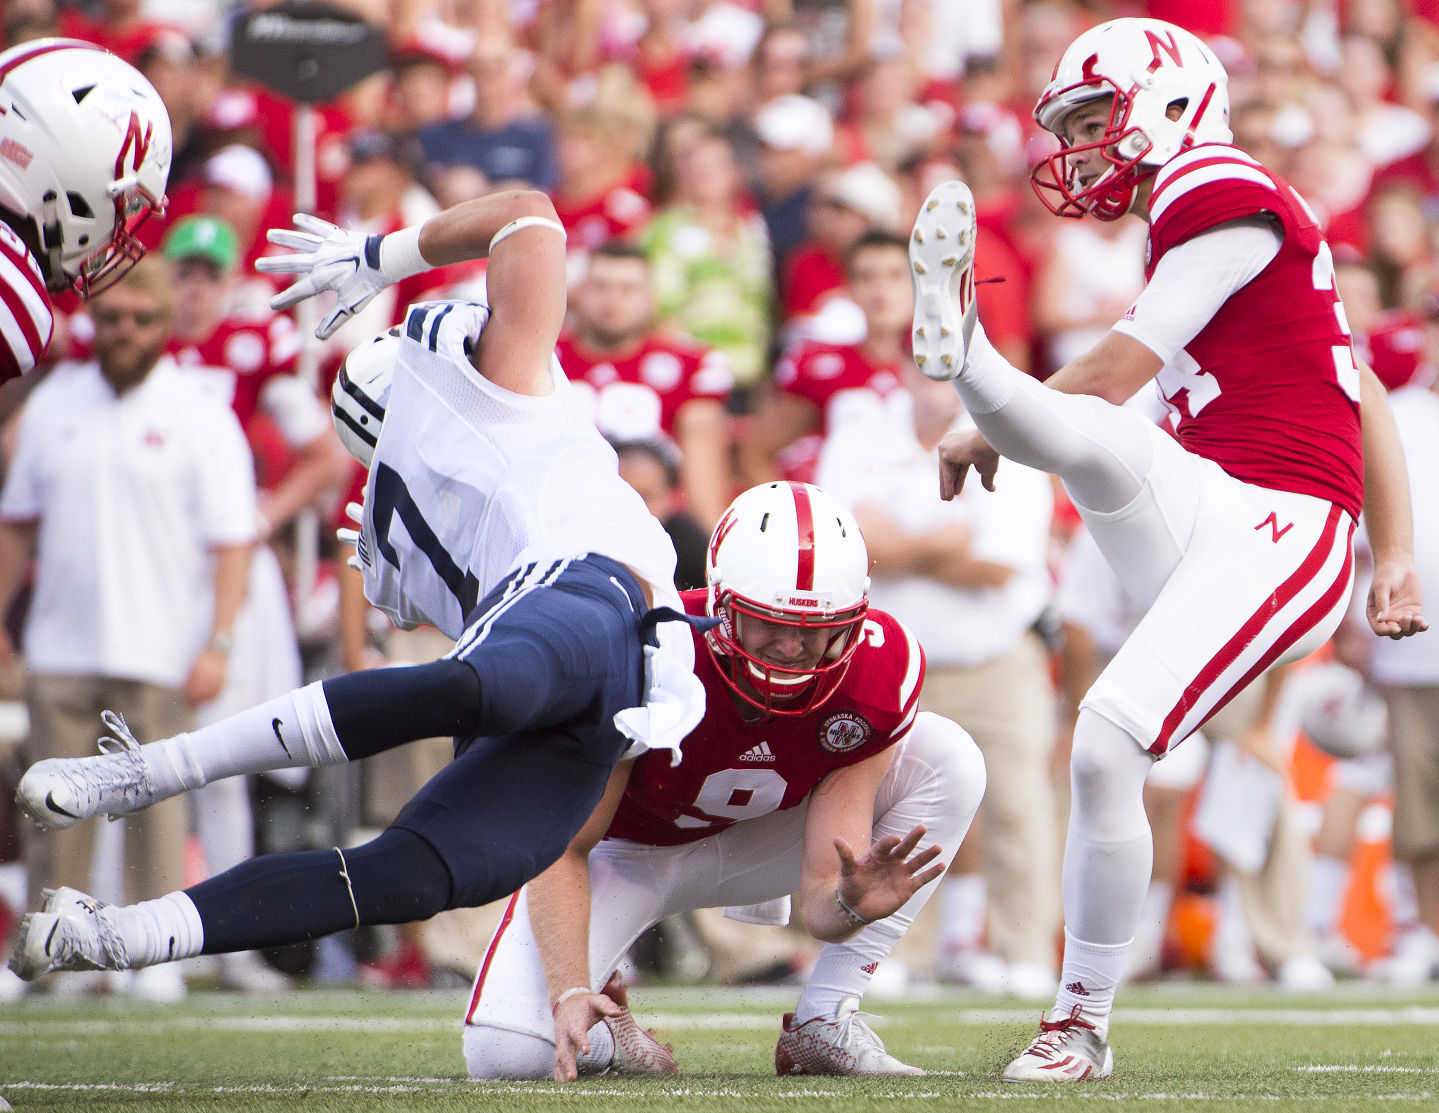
[740,230,913,486]
[557,241,735,528]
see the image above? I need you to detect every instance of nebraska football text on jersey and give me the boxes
[606,591,924,846]
[1145,145,1364,519]
[556,331,732,440]
[0,222,54,381]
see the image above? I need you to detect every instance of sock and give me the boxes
[793,944,879,1023]
[1053,929,1130,1037]
[1305,855,1350,936]
[112,891,205,968]
[143,682,347,797]
[954,322,1017,414]
[575,1021,616,1073]
[938,873,987,953]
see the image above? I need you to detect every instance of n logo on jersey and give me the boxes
[818,710,872,754]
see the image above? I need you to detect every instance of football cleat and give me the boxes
[594,972,679,1075]
[16,711,155,829]
[775,996,924,1076]
[8,887,130,981]
[909,179,979,382]
[1002,1005,1113,1082]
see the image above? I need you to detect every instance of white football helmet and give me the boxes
[333,327,401,468]
[0,38,171,295]
[705,482,870,717]
[1031,17,1231,220]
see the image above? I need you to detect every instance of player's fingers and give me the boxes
[833,836,857,871]
[269,276,319,311]
[317,305,352,341]
[292,212,339,238]
[911,860,947,888]
[262,228,323,254]
[345,502,364,525]
[336,528,359,547]
[892,824,927,857]
[906,844,944,872]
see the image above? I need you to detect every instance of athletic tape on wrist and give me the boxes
[377,224,427,280]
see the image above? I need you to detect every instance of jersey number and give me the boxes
[674,767,789,828]
[370,463,482,617]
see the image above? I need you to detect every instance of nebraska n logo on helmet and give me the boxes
[704,482,871,717]
[0,38,171,296]
[1031,17,1231,221]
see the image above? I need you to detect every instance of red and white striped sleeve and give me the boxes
[0,225,54,381]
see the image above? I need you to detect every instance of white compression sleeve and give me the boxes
[1113,217,1282,364]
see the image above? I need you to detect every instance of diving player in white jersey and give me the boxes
[8,188,708,992]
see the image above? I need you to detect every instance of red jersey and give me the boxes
[606,592,924,847]
[1145,145,1364,520]
[0,223,53,382]
[556,331,733,440]
[166,316,302,433]
[774,341,906,430]
[552,185,652,251]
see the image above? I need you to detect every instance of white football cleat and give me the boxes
[8,887,130,981]
[16,711,156,829]
[593,973,679,1075]
[909,179,979,382]
[775,996,924,1076]
[1002,1005,1113,1082]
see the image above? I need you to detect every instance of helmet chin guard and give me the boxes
[705,482,870,717]
[1030,18,1231,221]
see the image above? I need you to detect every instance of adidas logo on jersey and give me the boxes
[740,741,776,763]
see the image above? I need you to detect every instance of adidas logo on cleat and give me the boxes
[1064,981,1090,997]
[740,742,777,763]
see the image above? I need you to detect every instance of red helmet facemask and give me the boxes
[1029,92,1154,222]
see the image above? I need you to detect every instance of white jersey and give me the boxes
[355,300,680,640]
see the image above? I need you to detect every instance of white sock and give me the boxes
[574,1020,616,1073]
[938,873,987,952]
[1305,855,1350,936]
[953,323,1018,413]
[794,944,879,1023]
[112,891,205,968]
[143,682,347,798]
[1053,929,1130,1037]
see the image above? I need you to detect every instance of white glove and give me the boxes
[258,214,425,340]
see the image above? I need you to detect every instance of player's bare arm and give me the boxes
[528,759,634,1081]
[798,750,946,942]
[1357,363,1428,639]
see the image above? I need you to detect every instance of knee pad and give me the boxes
[464,1023,554,1080]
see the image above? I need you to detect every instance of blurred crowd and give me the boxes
[2,0,1439,1001]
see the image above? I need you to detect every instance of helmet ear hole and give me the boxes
[67,193,92,219]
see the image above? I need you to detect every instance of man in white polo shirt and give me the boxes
[0,259,255,999]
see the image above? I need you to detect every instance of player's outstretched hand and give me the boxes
[257,214,391,340]
[938,428,1001,500]
[551,990,623,1081]
[834,823,945,926]
[1367,556,1429,640]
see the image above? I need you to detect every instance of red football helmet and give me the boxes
[705,482,870,717]
[1031,18,1231,221]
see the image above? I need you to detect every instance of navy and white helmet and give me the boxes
[332,326,401,468]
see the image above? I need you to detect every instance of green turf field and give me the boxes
[2,981,1438,1111]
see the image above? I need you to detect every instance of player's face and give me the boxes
[575,257,655,346]
[735,610,831,671]
[1059,98,1118,186]
[848,246,914,332]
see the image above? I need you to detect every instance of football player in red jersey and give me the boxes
[910,17,1428,1082]
[463,482,986,1080]
[0,39,170,383]
[557,241,735,528]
